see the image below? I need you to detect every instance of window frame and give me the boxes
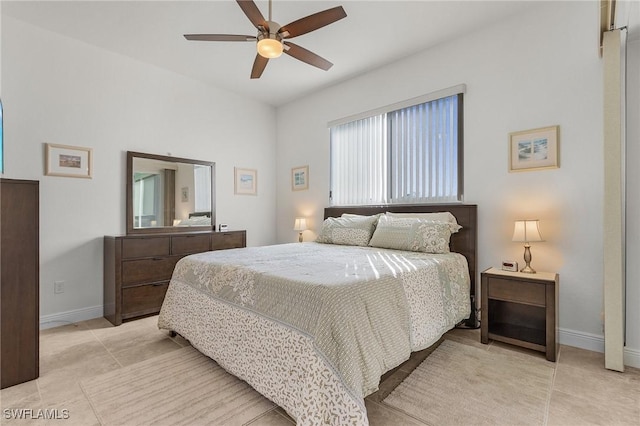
[328,85,465,206]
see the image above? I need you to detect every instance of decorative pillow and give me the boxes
[315,215,380,246]
[385,211,458,225]
[368,215,461,253]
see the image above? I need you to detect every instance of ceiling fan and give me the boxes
[184,0,347,79]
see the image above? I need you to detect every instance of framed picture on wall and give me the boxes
[291,165,309,191]
[45,143,93,178]
[234,167,257,195]
[509,125,559,172]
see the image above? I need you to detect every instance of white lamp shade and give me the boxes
[293,217,307,231]
[512,220,543,242]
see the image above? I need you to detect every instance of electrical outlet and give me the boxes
[54,281,65,294]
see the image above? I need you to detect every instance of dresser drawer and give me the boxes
[212,232,245,250]
[172,234,210,255]
[487,277,546,306]
[122,283,169,317]
[121,256,181,286]
[105,230,247,326]
[122,237,170,259]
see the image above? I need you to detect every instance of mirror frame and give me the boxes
[126,151,216,235]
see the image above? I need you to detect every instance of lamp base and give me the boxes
[520,244,536,273]
[520,265,537,274]
[298,232,303,243]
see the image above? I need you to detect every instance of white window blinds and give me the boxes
[330,116,387,206]
[194,165,211,212]
[388,96,459,203]
[329,89,463,206]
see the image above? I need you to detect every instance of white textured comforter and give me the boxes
[158,242,470,425]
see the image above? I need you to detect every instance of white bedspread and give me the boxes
[158,242,470,425]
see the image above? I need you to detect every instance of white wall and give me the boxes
[1,16,278,326]
[276,2,635,359]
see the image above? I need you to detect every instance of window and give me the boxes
[133,173,161,227]
[329,86,464,206]
[193,165,211,213]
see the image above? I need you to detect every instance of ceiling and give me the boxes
[2,1,541,107]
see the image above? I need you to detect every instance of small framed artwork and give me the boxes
[234,167,257,195]
[509,125,559,172]
[291,165,309,191]
[181,186,189,202]
[45,143,93,178]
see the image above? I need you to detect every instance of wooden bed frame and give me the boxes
[324,204,478,328]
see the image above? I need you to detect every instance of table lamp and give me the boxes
[293,217,307,242]
[512,220,543,273]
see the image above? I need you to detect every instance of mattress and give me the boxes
[158,242,470,425]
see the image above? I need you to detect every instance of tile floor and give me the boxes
[1,316,639,425]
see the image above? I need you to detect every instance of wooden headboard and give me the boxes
[324,204,478,327]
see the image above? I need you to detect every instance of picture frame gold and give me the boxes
[509,125,559,172]
[291,165,309,191]
[234,167,257,195]
[45,143,93,178]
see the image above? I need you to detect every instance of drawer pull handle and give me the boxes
[152,282,166,286]
[152,257,164,261]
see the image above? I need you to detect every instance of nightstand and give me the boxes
[481,267,559,361]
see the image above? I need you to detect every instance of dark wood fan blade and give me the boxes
[251,54,269,79]
[184,34,256,42]
[283,42,332,71]
[237,0,268,31]
[279,6,346,39]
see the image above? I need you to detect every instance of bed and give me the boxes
[158,204,477,425]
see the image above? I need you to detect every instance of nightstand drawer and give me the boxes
[487,277,546,306]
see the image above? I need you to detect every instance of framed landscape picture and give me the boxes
[45,143,93,178]
[291,165,309,191]
[234,167,257,195]
[509,125,559,172]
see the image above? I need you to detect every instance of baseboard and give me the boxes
[39,305,103,330]
[559,327,640,369]
[559,327,605,353]
[623,347,640,369]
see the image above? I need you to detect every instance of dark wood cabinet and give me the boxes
[1,179,39,389]
[481,267,558,361]
[104,230,246,325]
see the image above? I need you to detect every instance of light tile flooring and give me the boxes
[1,316,639,425]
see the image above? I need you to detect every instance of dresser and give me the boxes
[104,230,246,325]
[1,179,40,389]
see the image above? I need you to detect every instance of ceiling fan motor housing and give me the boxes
[256,21,284,58]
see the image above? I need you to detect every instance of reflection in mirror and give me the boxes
[126,152,215,234]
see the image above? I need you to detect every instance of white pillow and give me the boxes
[385,211,458,225]
[315,215,380,246]
[369,215,461,253]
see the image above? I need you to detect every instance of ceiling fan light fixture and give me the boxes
[257,37,283,58]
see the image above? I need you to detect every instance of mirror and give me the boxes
[126,151,215,234]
